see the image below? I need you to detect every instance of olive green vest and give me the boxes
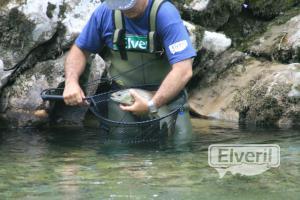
[103,0,170,87]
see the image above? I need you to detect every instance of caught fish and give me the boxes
[111,88,154,106]
[110,88,174,134]
[110,88,170,118]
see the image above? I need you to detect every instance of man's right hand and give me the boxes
[63,80,86,106]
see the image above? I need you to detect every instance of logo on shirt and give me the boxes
[169,40,188,54]
[113,34,148,51]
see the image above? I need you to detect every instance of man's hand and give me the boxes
[120,89,149,115]
[63,81,86,106]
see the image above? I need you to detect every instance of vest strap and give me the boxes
[112,0,167,56]
[148,0,165,53]
[113,10,127,60]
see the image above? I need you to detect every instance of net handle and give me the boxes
[40,88,90,101]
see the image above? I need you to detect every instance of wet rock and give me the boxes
[189,60,300,127]
[232,63,300,127]
[249,14,300,63]
[49,54,105,127]
[0,54,105,126]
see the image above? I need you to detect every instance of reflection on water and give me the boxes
[0,119,299,200]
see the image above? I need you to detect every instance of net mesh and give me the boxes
[88,85,181,144]
[41,81,183,144]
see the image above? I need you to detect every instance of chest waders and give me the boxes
[103,0,192,138]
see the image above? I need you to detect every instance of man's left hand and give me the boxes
[120,89,149,115]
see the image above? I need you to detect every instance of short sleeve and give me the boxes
[75,6,103,53]
[156,2,196,65]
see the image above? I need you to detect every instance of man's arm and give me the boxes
[120,58,193,113]
[63,45,90,105]
[152,58,193,108]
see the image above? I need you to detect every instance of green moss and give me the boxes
[218,1,300,51]
[0,0,26,9]
[248,0,299,19]
[180,0,244,29]
[231,80,293,126]
[0,8,35,49]
[58,2,67,19]
[46,2,56,19]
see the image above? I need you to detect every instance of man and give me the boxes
[63,0,196,134]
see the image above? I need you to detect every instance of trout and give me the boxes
[110,88,174,134]
[110,88,170,118]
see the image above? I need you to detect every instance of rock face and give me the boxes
[189,59,300,128]
[180,0,244,29]
[0,1,59,71]
[232,63,300,127]
[0,54,105,126]
[249,15,300,63]
[246,0,300,20]
[187,1,300,128]
[0,0,102,126]
[0,0,100,78]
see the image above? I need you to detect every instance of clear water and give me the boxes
[0,119,299,200]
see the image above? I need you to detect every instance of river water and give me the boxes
[0,119,299,200]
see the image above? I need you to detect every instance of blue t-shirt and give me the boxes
[75,0,196,65]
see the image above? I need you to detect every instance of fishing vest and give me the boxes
[103,0,171,87]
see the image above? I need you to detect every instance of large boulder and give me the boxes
[183,20,232,53]
[0,54,105,126]
[0,0,60,71]
[60,0,102,47]
[0,0,101,91]
[0,0,104,126]
[189,59,300,128]
[249,14,300,63]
